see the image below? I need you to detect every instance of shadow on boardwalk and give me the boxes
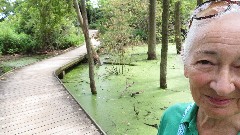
[0,30,105,135]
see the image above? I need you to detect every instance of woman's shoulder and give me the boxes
[157,103,194,135]
[164,103,192,115]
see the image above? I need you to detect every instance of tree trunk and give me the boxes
[73,0,100,65]
[147,0,157,60]
[174,1,181,54]
[197,0,203,5]
[160,0,170,89]
[73,0,97,94]
[86,0,92,24]
[73,0,84,27]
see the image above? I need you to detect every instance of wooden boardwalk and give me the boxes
[0,31,104,135]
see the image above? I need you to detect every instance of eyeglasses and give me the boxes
[189,0,240,28]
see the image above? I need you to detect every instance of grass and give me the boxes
[0,55,49,76]
[62,44,193,135]
[0,44,84,76]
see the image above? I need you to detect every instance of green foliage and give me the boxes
[94,0,197,45]
[0,0,14,21]
[94,0,159,43]
[97,0,148,51]
[0,0,197,55]
[160,0,197,42]
[16,0,79,51]
[86,1,103,28]
[0,0,84,55]
[0,65,12,74]
[0,21,34,54]
[57,33,84,49]
[132,29,148,41]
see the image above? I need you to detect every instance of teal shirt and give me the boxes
[157,103,240,135]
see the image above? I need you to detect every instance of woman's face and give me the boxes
[184,14,240,119]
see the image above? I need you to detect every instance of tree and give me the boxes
[197,0,203,5]
[147,0,157,60]
[98,0,149,43]
[0,0,81,54]
[73,0,97,94]
[0,0,13,21]
[35,0,76,51]
[174,1,181,54]
[160,0,170,89]
[12,0,80,52]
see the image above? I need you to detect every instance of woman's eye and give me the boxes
[194,60,216,71]
[196,60,213,65]
[234,65,240,68]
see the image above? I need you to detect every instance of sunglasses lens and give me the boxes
[195,1,229,18]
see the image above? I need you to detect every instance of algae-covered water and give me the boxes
[62,45,193,135]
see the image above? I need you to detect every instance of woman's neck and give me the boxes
[197,108,240,135]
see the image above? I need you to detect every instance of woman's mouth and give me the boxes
[206,95,233,106]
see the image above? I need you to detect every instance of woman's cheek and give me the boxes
[191,73,210,85]
[188,67,212,85]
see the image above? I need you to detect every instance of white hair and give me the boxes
[181,6,240,64]
[181,19,210,64]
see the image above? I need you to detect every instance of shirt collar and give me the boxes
[180,104,240,134]
[181,103,199,132]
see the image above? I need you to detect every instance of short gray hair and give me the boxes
[181,19,210,64]
[182,6,240,64]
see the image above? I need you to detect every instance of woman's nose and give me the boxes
[209,68,235,96]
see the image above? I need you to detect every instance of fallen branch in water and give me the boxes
[144,123,158,129]
[130,90,144,97]
[119,81,135,98]
[103,61,137,66]
[133,105,139,116]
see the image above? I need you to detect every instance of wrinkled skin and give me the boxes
[184,13,240,134]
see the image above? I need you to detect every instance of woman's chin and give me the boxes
[203,106,237,119]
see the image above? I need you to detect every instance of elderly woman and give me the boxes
[157,1,240,135]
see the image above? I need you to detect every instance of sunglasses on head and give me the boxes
[189,0,240,28]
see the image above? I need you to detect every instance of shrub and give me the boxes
[132,29,147,41]
[0,30,19,54]
[18,33,36,54]
[57,34,84,50]
[0,22,35,54]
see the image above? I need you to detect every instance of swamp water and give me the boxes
[62,45,193,135]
